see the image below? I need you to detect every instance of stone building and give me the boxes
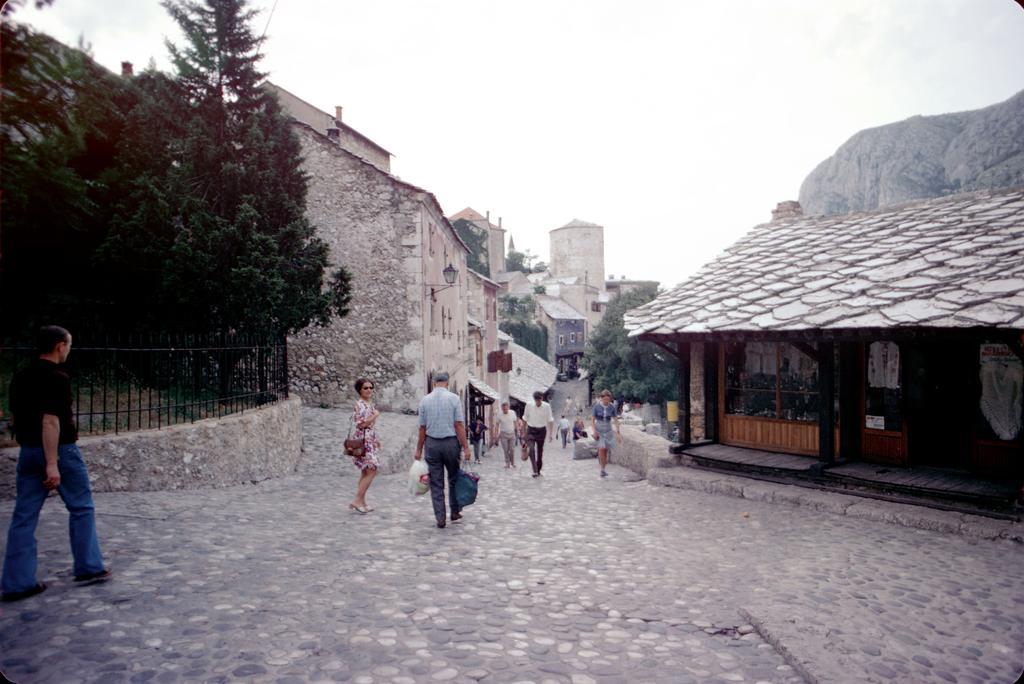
[535,295,587,375]
[272,83,471,411]
[466,269,505,426]
[547,219,610,332]
[626,187,1024,497]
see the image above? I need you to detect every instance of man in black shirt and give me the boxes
[2,326,109,602]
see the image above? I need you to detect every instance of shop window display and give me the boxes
[725,342,819,421]
[864,341,901,431]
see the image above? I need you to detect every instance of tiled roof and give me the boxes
[626,187,1024,337]
[553,219,602,231]
[536,295,586,320]
[468,374,500,402]
[467,316,483,329]
[508,341,558,403]
[451,207,486,221]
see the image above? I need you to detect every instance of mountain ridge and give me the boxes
[798,89,1024,216]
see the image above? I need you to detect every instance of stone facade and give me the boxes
[0,397,303,498]
[287,122,469,412]
[549,220,605,290]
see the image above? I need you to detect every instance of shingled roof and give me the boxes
[626,187,1024,338]
[508,341,558,403]
[536,295,587,321]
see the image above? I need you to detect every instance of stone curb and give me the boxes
[646,465,1023,543]
[737,607,822,684]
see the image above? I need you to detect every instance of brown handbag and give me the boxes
[344,435,366,458]
[345,417,366,458]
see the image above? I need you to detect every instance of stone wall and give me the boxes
[549,224,605,287]
[609,424,678,477]
[0,397,303,499]
[288,123,423,411]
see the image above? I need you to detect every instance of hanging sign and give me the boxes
[980,343,1020,364]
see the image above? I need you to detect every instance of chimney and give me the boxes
[771,200,803,222]
[334,106,343,122]
[486,210,490,223]
[499,217,503,228]
[121,61,134,77]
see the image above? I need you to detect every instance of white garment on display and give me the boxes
[980,359,1023,441]
[868,342,900,390]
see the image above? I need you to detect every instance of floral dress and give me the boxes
[351,399,381,471]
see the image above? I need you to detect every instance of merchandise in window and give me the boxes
[724,341,819,421]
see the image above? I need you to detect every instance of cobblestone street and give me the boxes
[1,408,1022,683]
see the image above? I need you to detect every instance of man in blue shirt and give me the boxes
[414,371,473,528]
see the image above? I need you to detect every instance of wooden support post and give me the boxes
[704,341,718,443]
[678,339,691,446]
[818,340,836,465]
[838,341,860,461]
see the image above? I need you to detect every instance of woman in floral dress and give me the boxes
[349,378,381,514]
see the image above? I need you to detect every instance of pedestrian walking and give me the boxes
[2,326,109,602]
[348,378,380,514]
[522,391,554,477]
[496,402,518,468]
[469,416,487,464]
[591,389,621,478]
[558,415,571,448]
[414,371,473,528]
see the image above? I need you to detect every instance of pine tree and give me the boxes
[151,0,349,334]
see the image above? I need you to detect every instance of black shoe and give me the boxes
[451,512,463,522]
[532,473,539,478]
[436,519,446,528]
[74,569,111,585]
[1,582,46,602]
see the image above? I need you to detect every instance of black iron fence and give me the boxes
[0,332,289,444]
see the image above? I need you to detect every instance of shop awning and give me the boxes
[468,374,500,403]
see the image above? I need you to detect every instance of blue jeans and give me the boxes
[2,444,105,594]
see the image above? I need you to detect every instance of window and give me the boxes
[865,341,901,431]
[578,330,584,344]
[558,334,565,346]
[724,342,819,422]
[569,332,576,344]
[591,302,601,312]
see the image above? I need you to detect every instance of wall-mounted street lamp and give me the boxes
[427,263,459,301]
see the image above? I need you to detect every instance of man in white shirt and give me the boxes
[522,391,554,477]
[496,402,519,468]
[558,415,571,448]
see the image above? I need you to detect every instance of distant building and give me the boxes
[536,295,587,375]
[606,277,660,301]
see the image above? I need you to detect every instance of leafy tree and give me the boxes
[499,321,549,362]
[581,284,676,403]
[505,248,537,274]
[0,16,133,337]
[531,261,548,274]
[451,217,490,277]
[499,294,535,322]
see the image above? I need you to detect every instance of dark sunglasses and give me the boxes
[362,385,375,390]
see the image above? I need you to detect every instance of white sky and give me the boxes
[14,0,1024,289]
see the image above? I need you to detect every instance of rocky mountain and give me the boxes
[799,89,1024,216]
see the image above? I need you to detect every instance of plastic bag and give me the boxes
[408,459,429,496]
[454,470,479,507]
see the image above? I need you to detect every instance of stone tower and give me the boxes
[549,219,605,287]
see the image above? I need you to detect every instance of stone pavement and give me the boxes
[0,408,1021,684]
